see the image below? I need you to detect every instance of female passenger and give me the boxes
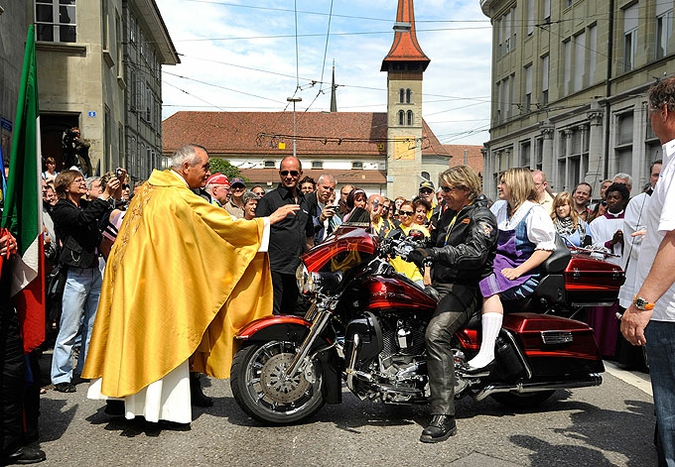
[466,168,557,372]
[388,200,430,284]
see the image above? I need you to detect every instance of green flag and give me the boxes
[1,24,45,352]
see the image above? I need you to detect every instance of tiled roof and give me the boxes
[444,144,485,176]
[162,111,449,158]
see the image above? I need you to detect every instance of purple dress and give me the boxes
[479,206,540,300]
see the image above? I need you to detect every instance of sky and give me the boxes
[155,0,494,146]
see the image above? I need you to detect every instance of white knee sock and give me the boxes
[467,312,503,370]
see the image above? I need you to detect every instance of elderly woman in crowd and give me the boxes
[412,198,432,228]
[466,167,557,372]
[242,191,259,220]
[551,191,591,248]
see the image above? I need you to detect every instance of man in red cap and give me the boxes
[205,173,230,208]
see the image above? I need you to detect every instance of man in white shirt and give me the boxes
[531,170,554,214]
[621,78,675,465]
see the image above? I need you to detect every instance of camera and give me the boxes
[116,168,124,180]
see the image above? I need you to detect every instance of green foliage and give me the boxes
[209,158,247,182]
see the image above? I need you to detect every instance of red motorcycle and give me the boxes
[230,226,624,425]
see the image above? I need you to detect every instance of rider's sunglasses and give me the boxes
[280,170,300,177]
[441,185,455,193]
[399,210,414,216]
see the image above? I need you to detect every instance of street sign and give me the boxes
[88,111,97,117]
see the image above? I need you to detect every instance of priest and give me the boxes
[82,144,298,424]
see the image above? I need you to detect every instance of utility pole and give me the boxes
[287,97,302,157]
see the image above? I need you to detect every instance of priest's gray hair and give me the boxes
[171,144,208,169]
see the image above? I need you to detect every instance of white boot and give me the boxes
[466,312,503,370]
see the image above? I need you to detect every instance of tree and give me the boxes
[209,158,247,182]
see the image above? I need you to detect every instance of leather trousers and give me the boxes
[425,283,478,415]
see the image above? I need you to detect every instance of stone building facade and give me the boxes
[480,0,675,199]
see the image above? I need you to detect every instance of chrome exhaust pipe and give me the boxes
[474,373,603,402]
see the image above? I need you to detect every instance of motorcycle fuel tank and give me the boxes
[362,275,437,313]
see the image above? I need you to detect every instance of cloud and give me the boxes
[157,0,492,145]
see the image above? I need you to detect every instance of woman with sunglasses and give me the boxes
[466,167,557,373]
[551,192,591,248]
[387,200,430,284]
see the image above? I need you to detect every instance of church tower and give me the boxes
[381,0,430,199]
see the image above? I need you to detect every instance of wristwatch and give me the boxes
[633,295,656,311]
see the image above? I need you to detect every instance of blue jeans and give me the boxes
[50,265,102,385]
[646,321,675,467]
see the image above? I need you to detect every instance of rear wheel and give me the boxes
[490,390,556,408]
[230,340,325,425]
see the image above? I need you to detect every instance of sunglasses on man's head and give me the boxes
[280,170,300,177]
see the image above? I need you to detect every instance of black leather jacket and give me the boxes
[426,194,498,285]
[51,197,110,269]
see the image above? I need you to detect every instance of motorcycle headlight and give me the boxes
[296,263,321,295]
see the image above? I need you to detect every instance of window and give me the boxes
[623,4,638,72]
[504,11,512,53]
[352,162,363,170]
[524,64,532,112]
[589,25,597,85]
[656,4,673,60]
[35,0,77,42]
[527,0,534,36]
[311,161,323,169]
[520,140,531,167]
[398,110,404,126]
[406,110,414,126]
[543,0,551,23]
[399,89,405,103]
[573,31,586,92]
[264,160,275,168]
[563,39,571,95]
[541,55,549,105]
[406,89,412,103]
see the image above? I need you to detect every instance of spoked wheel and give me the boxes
[230,340,324,425]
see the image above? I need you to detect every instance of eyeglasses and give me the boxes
[419,188,433,195]
[441,185,456,193]
[280,170,300,177]
[399,210,414,216]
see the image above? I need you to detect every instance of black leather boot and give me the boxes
[189,372,213,407]
[420,414,457,443]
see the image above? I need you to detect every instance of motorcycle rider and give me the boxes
[407,165,498,443]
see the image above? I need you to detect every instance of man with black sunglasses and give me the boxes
[256,156,315,314]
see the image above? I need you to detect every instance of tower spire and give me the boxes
[380,0,430,72]
[330,59,337,112]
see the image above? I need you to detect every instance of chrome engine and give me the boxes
[345,314,430,403]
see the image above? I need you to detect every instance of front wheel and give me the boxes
[230,340,325,425]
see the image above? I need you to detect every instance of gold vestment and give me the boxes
[82,169,272,397]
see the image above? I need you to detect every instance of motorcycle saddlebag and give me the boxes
[563,256,624,307]
[503,313,604,377]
